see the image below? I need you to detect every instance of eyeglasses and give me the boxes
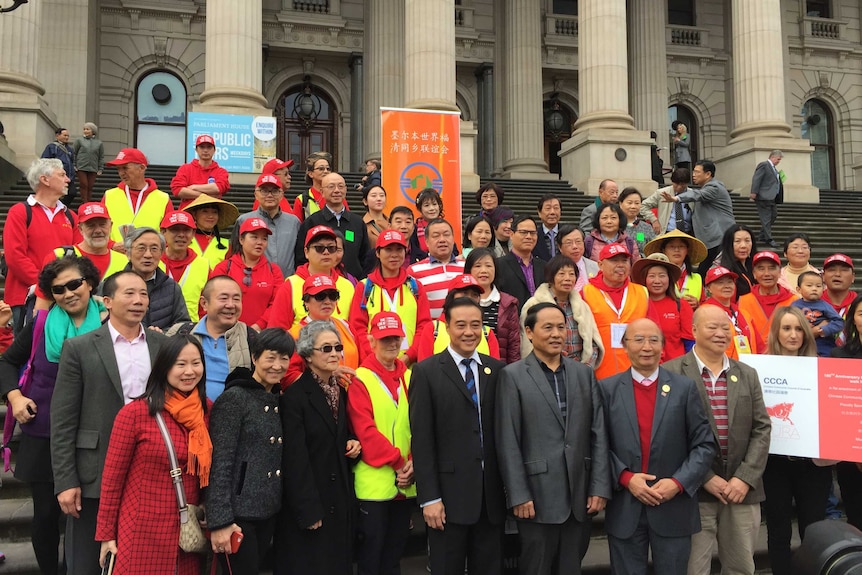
[310,244,341,254]
[258,189,282,196]
[313,344,344,354]
[323,184,347,191]
[310,291,340,302]
[626,336,662,345]
[51,277,86,295]
[242,267,252,287]
[514,230,538,236]
[312,166,332,173]
[132,245,162,255]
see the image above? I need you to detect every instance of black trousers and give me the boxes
[607,507,690,575]
[837,462,862,530]
[762,455,832,575]
[356,499,413,575]
[29,481,64,575]
[64,498,99,575]
[217,517,276,575]
[517,513,592,575]
[426,503,502,575]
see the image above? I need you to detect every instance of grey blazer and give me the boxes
[662,351,771,505]
[750,160,781,201]
[675,179,736,249]
[51,323,167,499]
[496,353,611,524]
[599,367,715,539]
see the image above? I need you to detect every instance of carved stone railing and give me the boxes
[667,25,709,47]
[545,14,578,37]
[455,6,474,28]
[293,0,329,14]
[801,16,845,41]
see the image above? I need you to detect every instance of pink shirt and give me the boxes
[107,322,151,404]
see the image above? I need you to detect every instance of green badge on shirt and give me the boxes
[345,230,355,242]
[636,232,644,242]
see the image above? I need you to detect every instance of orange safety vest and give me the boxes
[582,282,650,380]
[737,291,798,353]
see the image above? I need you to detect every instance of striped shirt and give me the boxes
[408,257,465,318]
[694,349,730,458]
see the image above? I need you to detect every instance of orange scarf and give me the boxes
[164,392,212,488]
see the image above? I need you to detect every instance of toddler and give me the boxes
[791,271,844,356]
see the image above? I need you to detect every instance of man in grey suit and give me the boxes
[661,160,736,276]
[51,270,167,575]
[749,150,783,248]
[496,302,611,574]
[599,318,715,575]
[663,305,771,575]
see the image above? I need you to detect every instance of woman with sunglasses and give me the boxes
[211,217,283,332]
[278,320,361,575]
[0,255,107,575]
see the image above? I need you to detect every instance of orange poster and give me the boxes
[380,108,462,244]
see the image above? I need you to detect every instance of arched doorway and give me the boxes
[543,98,576,177]
[802,99,836,190]
[275,77,338,169]
[667,104,698,168]
[135,71,188,165]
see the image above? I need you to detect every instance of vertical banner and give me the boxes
[380,108,462,244]
[187,112,278,173]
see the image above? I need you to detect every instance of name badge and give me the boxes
[734,334,752,355]
[611,323,627,349]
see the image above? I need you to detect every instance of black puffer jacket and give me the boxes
[207,367,283,529]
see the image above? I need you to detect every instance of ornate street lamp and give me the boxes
[293,75,322,132]
[544,99,567,142]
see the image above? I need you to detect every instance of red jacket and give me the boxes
[2,201,80,305]
[171,160,230,209]
[211,254,283,329]
[95,400,203,575]
[494,291,522,364]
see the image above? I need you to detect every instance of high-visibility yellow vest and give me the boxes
[352,366,416,501]
[158,254,210,322]
[358,278,420,346]
[675,271,703,302]
[103,187,172,243]
[190,235,228,269]
[432,320,491,356]
[53,246,128,280]
[284,273,355,328]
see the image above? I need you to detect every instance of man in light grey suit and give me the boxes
[749,150,783,248]
[51,270,167,575]
[599,318,715,575]
[496,302,611,575]
[662,159,736,276]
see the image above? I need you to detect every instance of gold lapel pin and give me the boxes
[730,375,738,382]
[662,384,670,393]
[483,367,492,375]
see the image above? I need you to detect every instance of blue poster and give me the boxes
[187,112,277,173]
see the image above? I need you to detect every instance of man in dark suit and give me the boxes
[663,305,771,575]
[51,271,167,575]
[533,194,561,262]
[496,302,611,574]
[410,297,507,575]
[496,215,546,310]
[599,318,715,575]
[749,150,783,248]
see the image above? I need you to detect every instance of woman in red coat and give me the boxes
[632,253,694,361]
[96,336,212,575]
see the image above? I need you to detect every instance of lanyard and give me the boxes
[677,269,690,294]
[381,286,398,314]
[124,182,149,215]
[599,286,629,320]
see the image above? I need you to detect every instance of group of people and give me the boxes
[0,139,860,575]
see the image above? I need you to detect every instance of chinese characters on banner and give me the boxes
[187,112,278,173]
[380,108,462,243]
[739,355,862,462]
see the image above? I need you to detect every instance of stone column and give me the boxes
[500,0,554,178]
[198,0,268,113]
[628,0,669,165]
[559,0,655,194]
[404,0,457,111]
[0,1,59,169]
[713,0,817,202]
[475,65,494,178]
[349,54,363,170]
[363,0,404,159]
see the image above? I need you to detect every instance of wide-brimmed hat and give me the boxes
[631,253,682,286]
[181,195,240,229]
[643,229,707,266]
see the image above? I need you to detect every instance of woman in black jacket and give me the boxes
[277,320,361,575]
[207,328,295,575]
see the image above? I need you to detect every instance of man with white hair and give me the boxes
[2,158,79,334]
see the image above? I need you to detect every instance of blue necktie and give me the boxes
[461,358,478,409]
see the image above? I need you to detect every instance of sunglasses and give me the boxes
[242,267,252,287]
[310,244,340,254]
[51,277,87,295]
[309,291,339,302]
[313,344,344,354]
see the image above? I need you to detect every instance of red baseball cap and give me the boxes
[599,243,631,261]
[704,266,739,285]
[303,274,337,296]
[823,253,854,270]
[262,158,295,175]
[448,274,483,294]
[376,229,407,249]
[752,251,781,267]
[256,174,282,190]
[106,148,148,167]
[160,211,195,230]
[239,217,272,236]
[77,202,110,223]
[369,311,405,339]
[305,225,336,246]
[195,134,215,147]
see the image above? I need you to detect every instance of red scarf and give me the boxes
[161,250,197,282]
[367,268,409,307]
[589,273,630,308]
[359,353,408,399]
[752,285,793,318]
